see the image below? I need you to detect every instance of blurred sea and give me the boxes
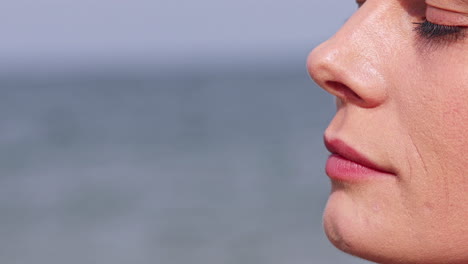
[0,67,370,264]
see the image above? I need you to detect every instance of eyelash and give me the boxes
[413,20,466,42]
[356,1,467,43]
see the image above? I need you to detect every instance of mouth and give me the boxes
[324,137,395,181]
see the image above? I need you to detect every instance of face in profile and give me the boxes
[307,0,468,263]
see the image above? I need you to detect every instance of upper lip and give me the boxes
[324,136,393,174]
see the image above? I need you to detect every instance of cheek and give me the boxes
[417,50,468,159]
[402,67,468,171]
[439,95,468,163]
[393,59,468,231]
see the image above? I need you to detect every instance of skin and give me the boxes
[307,0,468,263]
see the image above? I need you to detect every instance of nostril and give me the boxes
[325,81,363,103]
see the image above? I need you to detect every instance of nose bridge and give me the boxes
[307,5,390,108]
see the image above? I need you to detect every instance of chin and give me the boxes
[322,183,468,264]
[322,181,407,264]
[322,188,384,262]
[323,191,412,263]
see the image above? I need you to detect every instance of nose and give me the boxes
[307,8,389,108]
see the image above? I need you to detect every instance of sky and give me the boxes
[1,0,356,71]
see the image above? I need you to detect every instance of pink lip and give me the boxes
[324,137,394,181]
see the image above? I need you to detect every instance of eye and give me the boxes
[413,19,466,42]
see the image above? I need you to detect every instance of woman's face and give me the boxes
[307,0,468,263]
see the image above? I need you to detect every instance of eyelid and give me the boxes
[426,5,468,26]
[426,0,468,14]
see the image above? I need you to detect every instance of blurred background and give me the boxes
[1,0,371,263]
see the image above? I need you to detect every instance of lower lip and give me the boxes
[326,154,392,181]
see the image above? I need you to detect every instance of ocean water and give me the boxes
[0,69,370,264]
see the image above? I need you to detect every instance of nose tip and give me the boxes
[307,33,388,108]
[307,48,364,105]
[306,42,336,88]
